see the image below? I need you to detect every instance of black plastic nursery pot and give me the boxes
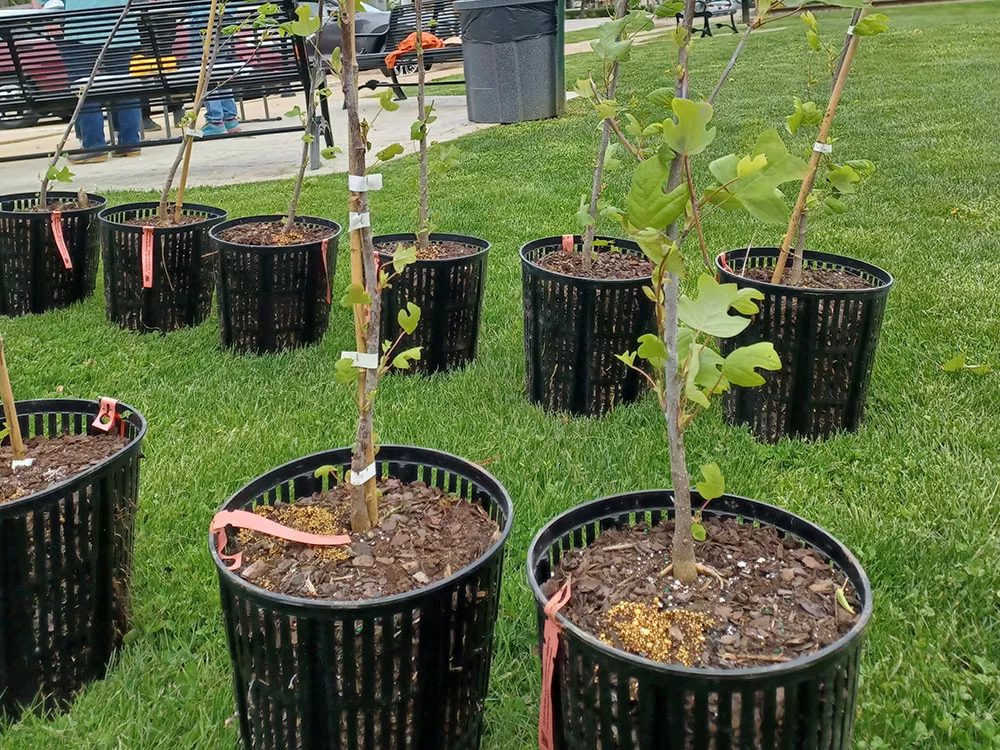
[98,202,228,334]
[528,490,873,750]
[0,398,146,719]
[521,236,655,417]
[375,233,489,375]
[211,215,341,355]
[716,248,893,442]
[210,445,513,749]
[0,192,106,317]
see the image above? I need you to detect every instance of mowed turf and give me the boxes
[1,2,999,747]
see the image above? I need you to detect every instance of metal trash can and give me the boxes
[455,0,564,124]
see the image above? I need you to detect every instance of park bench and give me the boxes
[0,0,333,163]
[357,0,464,101]
[676,0,739,37]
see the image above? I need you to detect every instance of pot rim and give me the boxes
[208,215,342,249]
[520,235,652,287]
[527,489,873,680]
[0,191,107,218]
[97,201,228,232]
[716,247,894,297]
[0,398,147,517]
[373,232,490,266]
[210,444,514,612]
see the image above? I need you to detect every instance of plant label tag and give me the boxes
[349,211,371,231]
[539,579,573,750]
[51,210,73,270]
[561,234,574,253]
[141,226,155,289]
[341,351,379,369]
[210,509,351,571]
[185,128,203,138]
[11,458,35,470]
[348,174,384,192]
[321,239,331,303]
[813,142,833,154]
[91,397,119,433]
[349,463,376,485]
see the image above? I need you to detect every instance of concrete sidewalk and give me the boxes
[0,94,492,194]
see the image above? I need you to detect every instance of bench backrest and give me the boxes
[383,0,462,52]
[0,0,309,122]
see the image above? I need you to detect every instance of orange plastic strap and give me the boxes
[539,578,572,750]
[51,210,72,270]
[141,226,155,289]
[561,234,574,253]
[210,509,351,572]
[91,397,119,433]
[321,239,331,303]
[717,251,733,273]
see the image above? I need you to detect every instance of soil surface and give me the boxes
[376,240,478,261]
[233,477,500,601]
[744,265,875,290]
[25,199,95,212]
[217,221,334,246]
[123,214,205,228]
[537,249,653,280]
[544,515,860,669]
[0,432,129,504]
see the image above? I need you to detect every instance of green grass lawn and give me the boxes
[3,1,1000,747]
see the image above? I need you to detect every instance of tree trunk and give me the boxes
[580,0,627,272]
[789,209,807,287]
[664,0,697,585]
[340,0,379,531]
[285,58,322,232]
[415,0,430,252]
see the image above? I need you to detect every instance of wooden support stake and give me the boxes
[770,9,868,284]
[0,335,26,462]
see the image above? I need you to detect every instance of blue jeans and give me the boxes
[204,93,238,124]
[65,45,141,150]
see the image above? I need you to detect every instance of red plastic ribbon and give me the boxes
[321,238,331,303]
[718,251,733,273]
[539,578,572,750]
[91,397,119,433]
[51,210,72,270]
[210,509,352,572]
[141,226,155,289]
[561,234,574,253]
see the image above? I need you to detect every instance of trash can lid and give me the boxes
[455,0,555,10]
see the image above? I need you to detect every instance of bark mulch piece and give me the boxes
[217,221,334,247]
[123,214,205,228]
[744,265,875,290]
[537,249,653,281]
[235,477,501,601]
[0,432,129,504]
[544,515,860,669]
[376,240,478,261]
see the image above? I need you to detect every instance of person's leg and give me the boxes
[222,96,241,132]
[111,100,142,156]
[69,108,110,162]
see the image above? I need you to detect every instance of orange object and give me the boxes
[211,509,352,571]
[384,32,445,71]
[141,225,155,289]
[51,210,72,270]
[539,578,572,750]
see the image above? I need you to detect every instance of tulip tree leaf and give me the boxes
[662,98,716,156]
[696,462,725,501]
[722,342,782,386]
[678,274,754,338]
[397,302,421,335]
[626,154,690,230]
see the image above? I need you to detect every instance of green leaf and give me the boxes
[942,353,992,374]
[662,98,716,156]
[281,5,321,36]
[693,346,727,395]
[591,17,634,62]
[330,47,343,75]
[378,89,400,112]
[731,286,765,315]
[313,465,337,480]
[819,0,865,6]
[284,105,303,119]
[691,523,707,542]
[637,333,668,369]
[340,282,371,308]
[825,196,847,214]
[653,0,684,17]
[334,356,357,384]
[46,165,74,183]
[320,146,342,160]
[646,87,673,109]
[391,346,422,369]
[398,301,421,335]
[575,79,594,99]
[722,342,782,386]
[375,143,403,162]
[806,29,820,51]
[827,163,860,194]
[678,274,753,338]
[626,154,689,231]
[800,10,818,32]
[836,585,856,615]
[616,351,637,368]
[391,244,417,273]
[853,13,889,36]
[410,120,426,141]
[684,345,711,408]
[786,97,822,135]
[301,133,315,143]
[696,462,725,501]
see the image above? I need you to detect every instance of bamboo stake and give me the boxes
[0,335,26,462]
[770,9,868,284]
[173,0,220,224]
